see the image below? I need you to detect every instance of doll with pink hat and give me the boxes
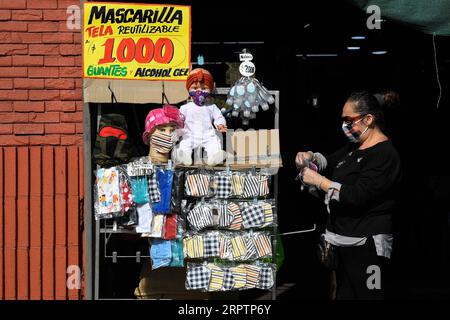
[173,68,228,166]
[142,104,184,164]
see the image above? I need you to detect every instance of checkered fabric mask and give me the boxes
[203,232,220,258]
[214,174,232,198]
[241,203,265,229]
[222,268,235,291]
[187,205,214,231]
[147,173,161,203]
[185,265,211,290]
[256,266,274,290]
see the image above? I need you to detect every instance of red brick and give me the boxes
[75,79,82,88]
[0,135,29,146]
[13,55,43,66]
[0,112,28,123]
[74,56,82,67]
[46,101,75,112]
[29,67,59,78]
[0,123,12,134]
[73,33,81,43]
[45,123,75,134]
[30,135,60,145]
[0,9,11,20]
[60,89,82,101]
[44,56,74,66]
[0,44,27,55]
[59,67,81,78]
[0,101,12,112]
[57,0,78,9]
[0,0,26,9]
[75,122,83,133]
[9,32,42,43]
[45,78,74,89]
[29,112,60,123]
[0,31,11,42]
[29,90,59,101]
[43,9,66,21]
[27,0,57,9]
[61,135,83,145]
[29,44,59,55]
[14,78,44,89]
[0,89,28,100]
[12,9,42,20]
[0,67,27,77]
[0,21,27,31]
[0,79,12,89]
[43,33,73,44]
[27,21,58,32]
[59,44,80,56]
[14,101,44,112]
[60,111,82,123]
[0,55,11,66]
[58,20,81,33]
[75,101,83,111]
[14,123,44,135]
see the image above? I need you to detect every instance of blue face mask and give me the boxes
[189,90,210,106]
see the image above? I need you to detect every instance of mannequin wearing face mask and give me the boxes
[295,91,402,300]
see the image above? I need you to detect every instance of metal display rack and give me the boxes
[90,88,280,300]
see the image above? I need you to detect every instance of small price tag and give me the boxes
[239,53,253,61]
[239,61,255,77]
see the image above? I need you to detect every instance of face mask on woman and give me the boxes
[189,90,211,106]
[341,117,369,143]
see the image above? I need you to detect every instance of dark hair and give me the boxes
[346,90,400,131]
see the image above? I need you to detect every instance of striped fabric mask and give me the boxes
[151,131,176,154]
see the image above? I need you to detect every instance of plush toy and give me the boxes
[142,104,184,164]
[174,68,227,166]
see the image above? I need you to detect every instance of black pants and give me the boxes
[335,237,390,300]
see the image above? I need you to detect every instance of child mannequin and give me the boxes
[174,68,227,166]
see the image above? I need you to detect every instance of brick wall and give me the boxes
[0,0,83,147]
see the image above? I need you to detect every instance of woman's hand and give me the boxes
[295,151,312,169]
[301,167,325,187]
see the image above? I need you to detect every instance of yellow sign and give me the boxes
[83,2,191,81]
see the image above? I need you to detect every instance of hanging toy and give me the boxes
[223,50,275,125]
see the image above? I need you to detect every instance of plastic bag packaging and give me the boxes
[115,204,138,227]
[163,214,177,240]
[151,167,173,214]
[171,169,185,214]
[135,202,153,234]
[185,262,211,291]
[150,238,172,270]
[94,166,122,220]
[130,175,149,205]
[169,239,184,267]
[230,172,246,197]
[126,156,154,177]
[186,201,217,232]
[149,214,165,238]
[184,169,214,198]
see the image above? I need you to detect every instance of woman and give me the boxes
[296,91,402,300]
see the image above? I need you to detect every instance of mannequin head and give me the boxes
[142,105,184,164]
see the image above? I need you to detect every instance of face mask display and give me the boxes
[189,90,211,106]
[151,131,177,154]
[341,117,369,143]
